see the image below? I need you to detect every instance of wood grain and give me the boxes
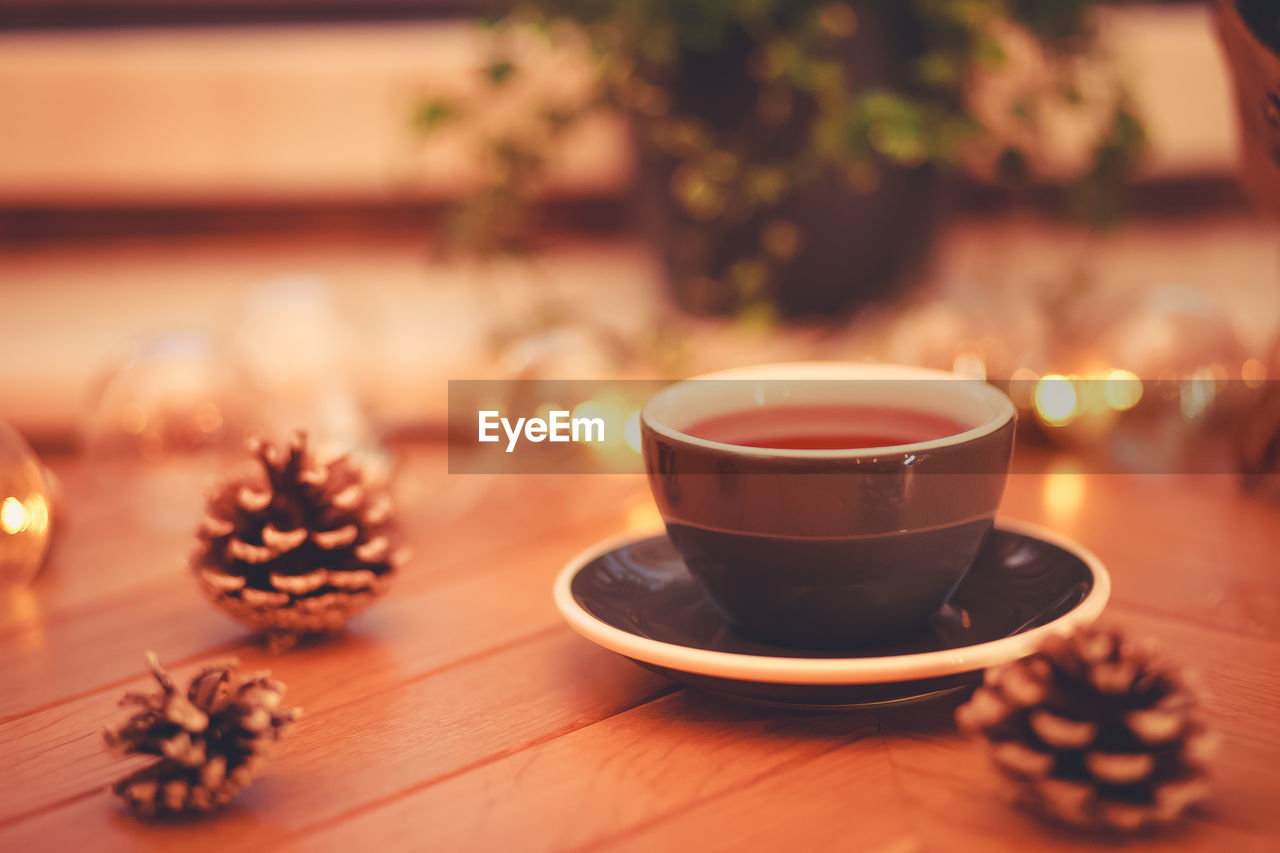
[0,454,641,717]
[309,693,881,852]
[1,449,1278,851]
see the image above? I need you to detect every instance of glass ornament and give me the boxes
[81,330,266,531]
[0,420,53,587]
[82,329,263,463]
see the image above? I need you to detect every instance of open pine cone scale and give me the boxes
[194,434,400,634]
[957,628,1217,832]
[104,653,298,816]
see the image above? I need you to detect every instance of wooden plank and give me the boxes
[0,480,647,821]
[859,636,1280,852]
[3,455,1279,850]
[172,596,1280,850]
[0,463,646,718]
[292,607,1276,851]
[0,457,201,634]
[1001,471,1280,643]
[606,717,1270,853]
[1,449,465,632]
[866,698,1269,853]
[304,692,883,853]
[599,607,1280,851]
[598,729,915,853]
[0,631,672,849]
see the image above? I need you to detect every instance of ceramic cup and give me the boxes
[640,362,1016,648]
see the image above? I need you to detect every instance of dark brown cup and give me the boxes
[640,363,1016,648]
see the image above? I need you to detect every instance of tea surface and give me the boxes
[683,404,969,450]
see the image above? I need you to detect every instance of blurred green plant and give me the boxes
[416,0,1144,310]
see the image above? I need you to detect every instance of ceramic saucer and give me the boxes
[553,519,1110,709]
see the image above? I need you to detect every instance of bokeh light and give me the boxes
[1034,375,1079,426]
[1103,369,1143,411]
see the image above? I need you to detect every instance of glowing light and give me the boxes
[570,400,608,428]
[1103,369,1143,411]
[1034,375,1079,426]
[25,496,49,535]
[1180,370,1216,421]
[625,496,662,531]
[1242,358,1267,388]
[1,496,28,534]
[623,411,642,453]
[953,347,987,381]
[1043,463,1086,527]
[534,402,563,423]
[574,395,645,468]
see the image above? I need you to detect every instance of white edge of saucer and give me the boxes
[552,517,1111,686]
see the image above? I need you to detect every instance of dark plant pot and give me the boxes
[631,9,941,318]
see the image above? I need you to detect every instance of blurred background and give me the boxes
[2,0,1280,552]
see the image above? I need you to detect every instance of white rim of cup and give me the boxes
[552,517,1111,685]
[640,361,1017,459]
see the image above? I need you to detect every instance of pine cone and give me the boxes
[956,627,1217,832]
[192,433,401,640]
[104,652,299,816]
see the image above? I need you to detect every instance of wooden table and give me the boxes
[2,447,1278,851]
